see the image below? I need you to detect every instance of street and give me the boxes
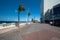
[0,23,60,40]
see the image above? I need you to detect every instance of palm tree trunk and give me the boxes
[18,12,20,27]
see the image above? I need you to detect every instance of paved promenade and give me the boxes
[0,23,60,40]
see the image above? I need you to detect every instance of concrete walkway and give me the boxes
[21,23,60,40]
[0,23,60,40]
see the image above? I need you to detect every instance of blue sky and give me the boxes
[0,0,41,21]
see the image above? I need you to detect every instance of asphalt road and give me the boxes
[0,23,60,40]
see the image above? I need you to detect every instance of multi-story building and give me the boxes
[45,9,50,23]
[40,0,60,23]
[45,4,60,25]
[40,0,44,23]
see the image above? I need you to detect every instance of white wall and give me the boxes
[44,0,60,14]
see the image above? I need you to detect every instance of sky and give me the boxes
[44,0,60,14]
[0,0,41,21]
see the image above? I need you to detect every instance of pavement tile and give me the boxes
[22,29,60,40]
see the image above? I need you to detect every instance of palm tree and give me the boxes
[18,5,25,27]
[27,12,30,22]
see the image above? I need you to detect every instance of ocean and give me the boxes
[0,21,27,24]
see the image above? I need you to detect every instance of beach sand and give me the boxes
[0,22,31,34]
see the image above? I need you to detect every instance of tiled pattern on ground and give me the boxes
[22,29,60,40]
